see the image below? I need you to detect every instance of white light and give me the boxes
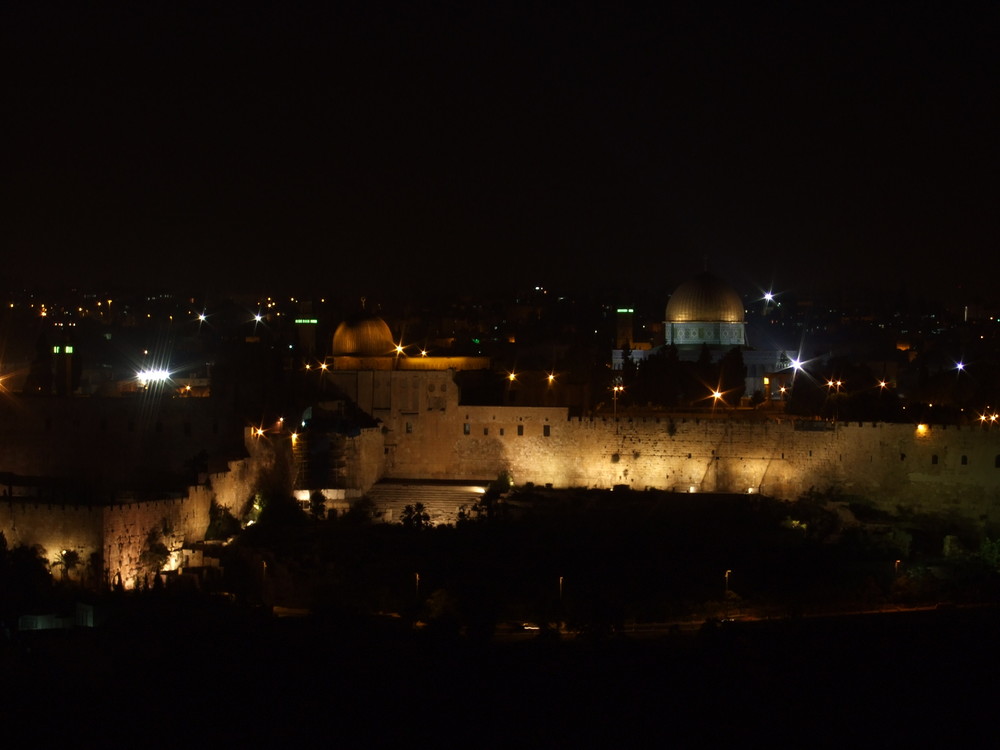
[137,369,171,386]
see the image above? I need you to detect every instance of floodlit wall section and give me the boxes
[385,409,1000,525]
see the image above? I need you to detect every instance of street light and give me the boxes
[612,384,624,431]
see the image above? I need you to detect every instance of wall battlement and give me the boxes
[384,406,1000,527]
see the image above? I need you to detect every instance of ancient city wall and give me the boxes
[385,408,1000,526]
[0,428,285,589]
[0,501,104,580]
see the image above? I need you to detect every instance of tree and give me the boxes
[309,491,326,520]
[5,544,53,609]
[400,502,431,530]
[52,549,81,581]
[206,499,242,539]
[140,527,170,574]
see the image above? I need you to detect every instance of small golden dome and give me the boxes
[331,314,395,357]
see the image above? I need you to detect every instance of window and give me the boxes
[517,425,524,436]
[500,428,505,436]
[463,423,471,435]
[961,455,968,465]
[483,427,489,436]
[931,454,938,465]
[406,422,413,434]
[543,425,550,437]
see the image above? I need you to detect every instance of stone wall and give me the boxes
[0,428,286,589]
[0,500,104,582]
[383,406,1000,527]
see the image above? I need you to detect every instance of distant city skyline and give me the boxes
[6,3,997,301]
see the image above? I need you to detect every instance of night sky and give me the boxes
[5,2,998,302]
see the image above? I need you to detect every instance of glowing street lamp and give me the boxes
[612,384,624,431]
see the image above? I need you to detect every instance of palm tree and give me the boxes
[400,502,431,530]
[53,549,81,581]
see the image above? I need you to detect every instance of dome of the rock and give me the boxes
[665,271,745,323]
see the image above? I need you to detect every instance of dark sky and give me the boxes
[5,2,999,303]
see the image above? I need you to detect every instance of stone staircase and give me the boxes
[365,480,490,526]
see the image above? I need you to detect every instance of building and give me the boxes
[613,270,793,402]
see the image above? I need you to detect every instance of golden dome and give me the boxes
[331,314,395,357]
[665,272,744,323]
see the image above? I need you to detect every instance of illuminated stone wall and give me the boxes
[101,497,189,589]
[384,405,1000,526]
[0,429,286,589]
[0,501,104,582]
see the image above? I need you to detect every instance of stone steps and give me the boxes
[366,481,489,525]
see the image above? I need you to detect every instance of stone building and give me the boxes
[614,270,790,401]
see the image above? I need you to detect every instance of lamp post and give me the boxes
[724,569,732,619]
[612,384,624,432]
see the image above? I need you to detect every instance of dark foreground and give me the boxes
[4,602,999,746]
